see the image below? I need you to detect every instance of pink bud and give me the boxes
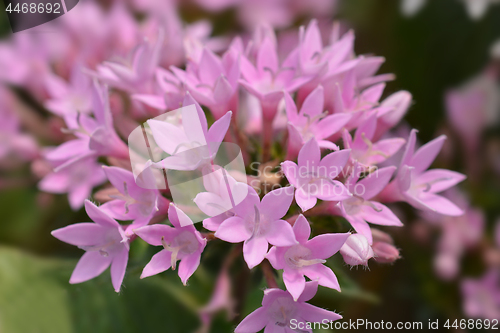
[372,242,400,264]
[340,234,374,266]
[371,228,394,244]
[434,253,459,281]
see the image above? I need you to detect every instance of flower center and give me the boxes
[161,231,198,270]
[284,244,325,270]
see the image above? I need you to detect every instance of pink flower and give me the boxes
[235,281,341,333]
[339,233,374,266]
[461,269,500,320]
[51,200,129,292]
[147,93,232,171]
[372,242,400,264]
[171,44,240,119]
[44,64,93,116]
[88,30,164,94]
[373,90,412,140]
[215,187,297,269]
[45,82,129,172]
[39,157,106,210]
[331,163,402,244]
[239,31,311,119]
[285,85,351,159]
[134,204,207,285]
[266,215,349,300]
[99,166,170,236]
[194,167,255,231]
[342,113,406,169]
[281,139,351,212]
[380,129,466,216]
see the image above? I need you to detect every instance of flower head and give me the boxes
[51,200,129,292]
[282,138,351,212]
[235,281,341,333]
[134,204,207,285]
[267,215,349,300]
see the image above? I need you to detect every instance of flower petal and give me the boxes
[260,187,295,221]
[266,220,297,247]
[283,270,306,301]
[234,307,268,333]
[84,200,119,228]
[243,237,269,269]
[134,224,175,246]
[141,249,172,279]
[111,248,129,292]
[306,233,350,259]
[178,252,201,285]
[302,264,340,291]
[293,215,311,244]
[298,138,321,168]
[51,223,106,246]
[70,251,112,284]
[215,216,251,243]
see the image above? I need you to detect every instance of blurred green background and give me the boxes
[0,0,499,332]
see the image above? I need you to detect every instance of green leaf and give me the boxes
[0,246,200,333]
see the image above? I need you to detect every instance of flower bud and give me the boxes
[340,234,374,266]
[371,228,394,244]
[372,242,400,263]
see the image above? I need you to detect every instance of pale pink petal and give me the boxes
[297,302,342,322]
[51,223,106,246]
[314,113,351,140]
[302,264,340,291]
[198,49,224,85]
[283,270,306,301]
[266,246,286,270]
[345,215,373,244]
[84,200,120,228]
[359,202,403,226]
[295,187,317,212]
[410,192,464,216]
[141,250,172,279]
[207,111,232,149]
[134,224,175,246]
[146,119,188,155]
[266,220,297,247]
[298,138,321,168]
[293,215,311,244]
[178,252,201,285]
[297,280,319,302]
[215,216,251,243]
[281,161,299,187]
[257,37,278,74]
[415,169,466,193]
[260,187,294,221]
[243,236,269,269]
[69,185,92,210]
[300,85,324,118]
[170,204,194,227]
[234,307,268,333]
[307,233,350,260]
[284,91,299,123]
[411,135,446,174]
[70,251,112,284]
[318,149,351,178]
[111,248,128,292]
[357,166,396,200]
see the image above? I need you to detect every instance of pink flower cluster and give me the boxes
[0,1,468,330]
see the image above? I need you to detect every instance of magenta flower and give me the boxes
[373,90,412,140]
[235,281,341,333]
[339,233,374,267]
[380,129,466,216]
[45,64,93,116]
[39,157,106,210]
[298,20,357,78]
[100,166,170,236]
[239,32,311,119]
[51,200,129,292]
[194,167,255,231]
[215,187,297,269]
[45,82,129,172]
[134,204,207,285]
[342,113,406,169]
[281,139,352,212]
[285,85,351,159]
[266,215,349,300]
[147,93,232,170]
[331,163,402,244]
[88,30,164,94]
[171,45,240,119]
